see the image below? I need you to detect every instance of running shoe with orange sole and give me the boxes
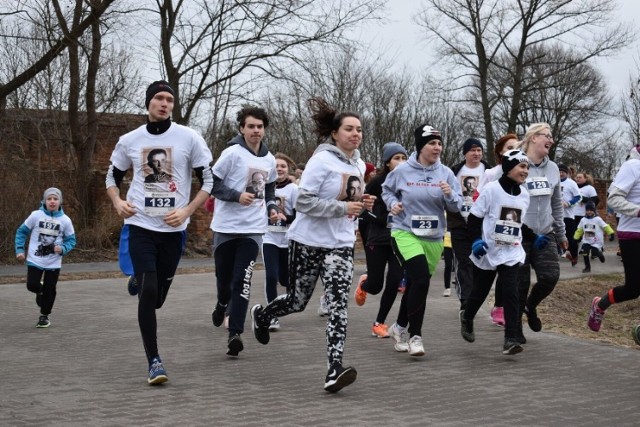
[354,274,368,306]
[371,323,389,338]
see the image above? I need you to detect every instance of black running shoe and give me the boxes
[226,334,244,357]
[524,305,542,332]
[211,302,227,327]
[503,339,524,355]
[324,363,357,393]
[250,304,270,345]
[127,275,138,296]
[459,310,475,342]
[36,315,50,328]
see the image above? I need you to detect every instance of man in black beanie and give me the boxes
[446,137,491,309]
[105,79,214,385]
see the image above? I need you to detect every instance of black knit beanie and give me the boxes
[145,80,175,109]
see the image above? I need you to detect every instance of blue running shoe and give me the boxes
[148,357,168,385]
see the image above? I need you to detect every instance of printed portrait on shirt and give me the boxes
[339,174,364,202]
[584,223,597,239]
[500,207,522,224]
[143,147,174,185]
[246,169,267,199]
[275,195,284,210]
[34,220,60,257]
[461,175,479,198]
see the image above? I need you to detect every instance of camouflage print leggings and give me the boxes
[261,240,354,367]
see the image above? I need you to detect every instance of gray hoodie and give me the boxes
[382,154,462,241]
[522,156,566,242]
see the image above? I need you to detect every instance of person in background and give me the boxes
[447,138,491,312]
[262,152,298,331]
[558,163,582,266]
[587,145,639,338]
[574,202,614,273]
[15,187,76,328]
[354,142,408,338]
[574,172,600,225]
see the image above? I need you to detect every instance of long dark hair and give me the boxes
[307,97,360,144]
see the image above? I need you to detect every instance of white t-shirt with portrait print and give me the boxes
[469,180,530,270]
[457,164,486,218]
[263,181,298,248]
[109,123,213,232]
[211,144,277,234]
[287,149,365,249]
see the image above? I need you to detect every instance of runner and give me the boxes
[106,80,214,384]
[15,187,76,328]
[459,150,549,355]
[447,138,490,310]
[354,142,408,338]
[587,146,640,336]
[209,106,278,357]
[250,97,374,393]
[382,125,462,356]
[574,202,614,273]
[262,152,298,331]
[517,123,566,343]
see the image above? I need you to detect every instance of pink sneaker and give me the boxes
[587,297,605,332]
[490,306,505,327]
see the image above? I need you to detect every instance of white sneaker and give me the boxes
[389,322,409,352]
[317,295,329,317]
[408,335,425,357]
[443,288,451,297]
[268,317,280,331]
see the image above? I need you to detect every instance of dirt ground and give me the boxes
[534,272,640,349]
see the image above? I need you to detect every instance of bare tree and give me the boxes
[416,0,634,162]
[254,45,469,167]
[149,0,384,126]
[489,44,611,159]
[0,0,116,101]
[620,60,640,147]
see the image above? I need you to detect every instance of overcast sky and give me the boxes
[358,0,639,97]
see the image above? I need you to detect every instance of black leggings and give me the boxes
[443,247,453,289]
[26,266,60,316]
[362,244,402,324]
[263,243,289,303]
[607,239,640,304]
[464,264,519,339]
[392,254,431,338]
[128,225,183,363]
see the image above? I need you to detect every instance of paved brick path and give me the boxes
[1,246,638,426]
